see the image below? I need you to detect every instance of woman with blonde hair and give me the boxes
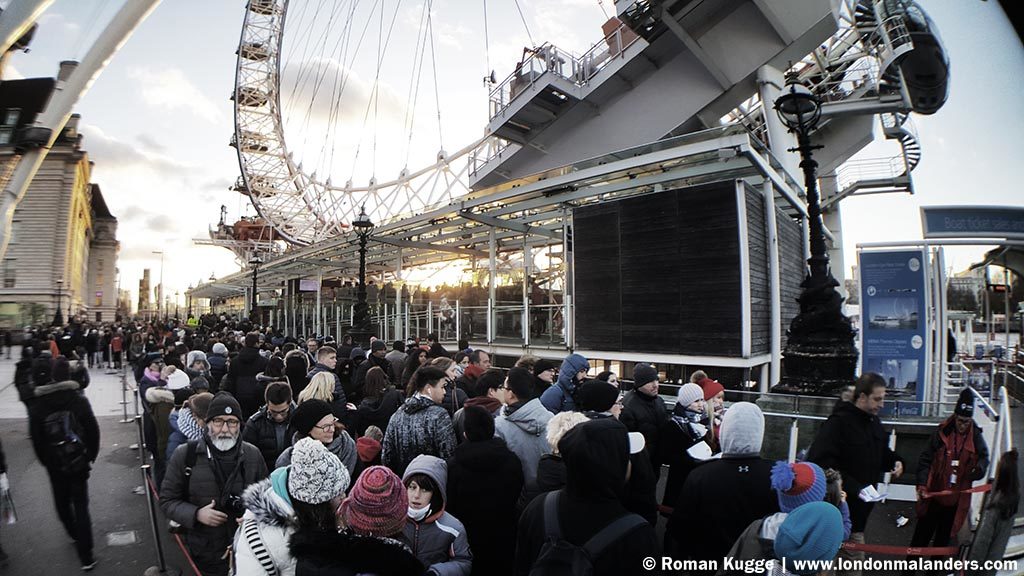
[298,372,335,405]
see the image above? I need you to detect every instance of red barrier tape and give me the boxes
[923,483,991,499]
[146,474,204,576]
[840,542,959,556]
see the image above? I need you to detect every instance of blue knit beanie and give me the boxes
[774,502,843,574]
[771,460,827,513]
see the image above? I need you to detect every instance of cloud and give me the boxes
[81,124,190,178]
[127,67,223,123]
[279,57,408,127]
[136,133,165,153]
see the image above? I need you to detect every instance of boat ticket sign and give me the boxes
[858,249,929,416]
[921,206,1024,240]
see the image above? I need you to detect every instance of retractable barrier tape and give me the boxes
[922,483,991,498]
[146,474,205,576]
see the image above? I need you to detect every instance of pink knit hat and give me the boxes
[339,466,407,537]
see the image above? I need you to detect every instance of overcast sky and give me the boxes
[3,0,1021,307]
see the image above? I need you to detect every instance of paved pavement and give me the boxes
[0,356,191,575]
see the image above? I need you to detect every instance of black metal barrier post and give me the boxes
[141,464,181,576]
[133,388,147,495]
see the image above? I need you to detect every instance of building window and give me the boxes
[0,127,12,146]
[2,260,14,288]
[3,109,19,125]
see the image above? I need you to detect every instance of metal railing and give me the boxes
[487,20,643,121]
[831,155,907,192]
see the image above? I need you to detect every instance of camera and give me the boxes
[218,494,246,518]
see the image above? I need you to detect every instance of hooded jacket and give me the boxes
[805,400,901,532]
[233,471,297,576]
[243,403,299,471]
[277,431,359,479]
[145,385,177,468]
[514,418,660,576]
[207,350,228,390]
[28,380,100,476]
[539,354,588,414]
[401,456,473,576]
[667,402,778,573]
[289,528,424,576]
[382,395,457,477]
[223,346,269,420]
[356,387,404,437]
[915,415,988,536]
[494,398,553,489]
[451,397,501,443]
[447,437,523,576]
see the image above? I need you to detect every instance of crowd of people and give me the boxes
[3,315,1020,575]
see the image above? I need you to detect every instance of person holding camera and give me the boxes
[160,392,268,576]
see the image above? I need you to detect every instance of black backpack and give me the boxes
[41,410,91,475]
[529,491,647,576]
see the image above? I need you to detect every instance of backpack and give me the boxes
[529,491,647,576]
[41,410,91,475]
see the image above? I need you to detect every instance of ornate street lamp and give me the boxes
[773,73,858,395]
[249,254,263,324]
[351,205,375,345]
[53,279,64,326]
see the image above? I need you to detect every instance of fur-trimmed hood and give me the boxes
[289,527,424,576]
[144,386,176,405]
[241,476,295,528]
[33,380,79,397]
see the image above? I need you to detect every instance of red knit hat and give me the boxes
[699,377,725,401]
[340,466,407,537]
[356,436,382,463]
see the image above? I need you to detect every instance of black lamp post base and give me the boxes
[773,270,859,396]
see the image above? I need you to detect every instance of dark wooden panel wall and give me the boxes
[574,181,742,356]
[777,210,805,350]
[746,186,770,356]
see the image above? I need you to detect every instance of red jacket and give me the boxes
[916,416,989,536]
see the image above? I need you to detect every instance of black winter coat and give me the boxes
[242,404,297,471]
[658,416,711,507]
[159,436,268,573]
[514,419,661,576]
[223,347,268,420]
[14,357,34,405]
[351,354,396,405]
[290,527,424,576]
[518,453,566,514]
[620,390,670,469]
[667,456,778,573]
[806,400,901,532]
[447,437,524,576]
[440,381,468,418]
[355,388,404,436]
[207,353,228,391]
[28,380,101,475]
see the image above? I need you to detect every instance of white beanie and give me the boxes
[288,438,350,505]
[212,343,228,355]
[676,383,704,408]
[720,402,764,456]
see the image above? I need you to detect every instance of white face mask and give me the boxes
[407,505,430,521]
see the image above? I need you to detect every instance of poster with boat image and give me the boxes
[858,249,929,416]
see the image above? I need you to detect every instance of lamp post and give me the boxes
[249,254,263,324]
[187,284,193,318]
[175,290,180,320]
[53,279,64,326]
[772,73,858,395]
[351,205,375,345]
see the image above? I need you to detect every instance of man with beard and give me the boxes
[160,392,268,576]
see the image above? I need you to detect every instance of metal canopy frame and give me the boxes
[198,125,808,296]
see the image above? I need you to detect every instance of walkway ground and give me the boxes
[0,355,191,575]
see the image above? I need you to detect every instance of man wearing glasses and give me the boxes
[160,392,268,576]
[242,382,297,470]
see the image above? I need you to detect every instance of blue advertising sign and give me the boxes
[921,206,1024,240]
[858,249,929,416]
